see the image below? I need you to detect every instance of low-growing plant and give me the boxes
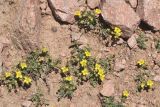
[19,48,60,81]
[57,42,113,100]
[111,27,122,39]
[136,59,147,69]
[30,90,49,107]
[136,33,147,50]
[74,9,101,32]
[0,70,32,92]
[0,48,60,91]
[74,9,123,41]
[57,76,77,100]
[68,42,111,86]
[99,95,124,107]
[135,70,153,92]
[121,90,129,102]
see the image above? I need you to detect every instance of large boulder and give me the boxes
[48,0,85,24]
[137,0,160,31]
[101,0,140,38]
[14,0,40,51]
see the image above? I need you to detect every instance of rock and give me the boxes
[15,0,40,51]
[117,38,124,45]
[48,0,84,24]
[100,80,115,97]
[21,101,32,107]
[137,0,160,30]
[127,34,137,48]
[114,58,126,71]
[101,0,140,39]
[71,32,82,41]
[87,0,101,9]
[154,76,160,82]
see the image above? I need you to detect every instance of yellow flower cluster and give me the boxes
[65,76,73,81]
[122,90,129,98]
[147,80,153,88]
[38,57,44,63]
[80,59,87,67]
[74,8,102,17]
[42,47,48,53]
[16,70,23,79]
[95,64,105,81]
[140,80,154,89]
[85,50,91,57]
[137,59,145,66]
[94,9,101,15]
[61,67,69,73]
[5,72,11,78]
[4,70,32,85]
[113,27,122,39]
[74,10,81,17]
[23,76,32,85]
[20,62,27,70]
[82,68,89,76]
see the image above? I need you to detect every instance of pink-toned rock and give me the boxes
[100,80,115,97]
[15,0,40,51]
[127,34,137,48]
[48,0,84,24]
[101,0,140,38]
[114,59,126,71]
[87,0,101,9]
[137,0,160,30]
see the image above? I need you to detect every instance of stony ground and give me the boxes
[0,0,160,107]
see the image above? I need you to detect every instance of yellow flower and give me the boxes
[65,76,73,81]
[137,59,145,66]
[94,9,101,15]
[16,70,23,79]
[114,32,122,38]
[74,10,81,17]
[98,69,104,76]
[85,51,91,57]
[147,80,153,88]
[82,68,89,76]
[38,57,44,62]
[20,62,27,69]
[122,90,129,98]
[100,74,105,81]
[23,76,32,84]
[80,59,87,67]
[42,47,48,53]
[5,72,11,78]
[95,63,101,71]
[113,27,122,38]
[61,67,69,73]
[114,27,121,33]
[140,82,145,89]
